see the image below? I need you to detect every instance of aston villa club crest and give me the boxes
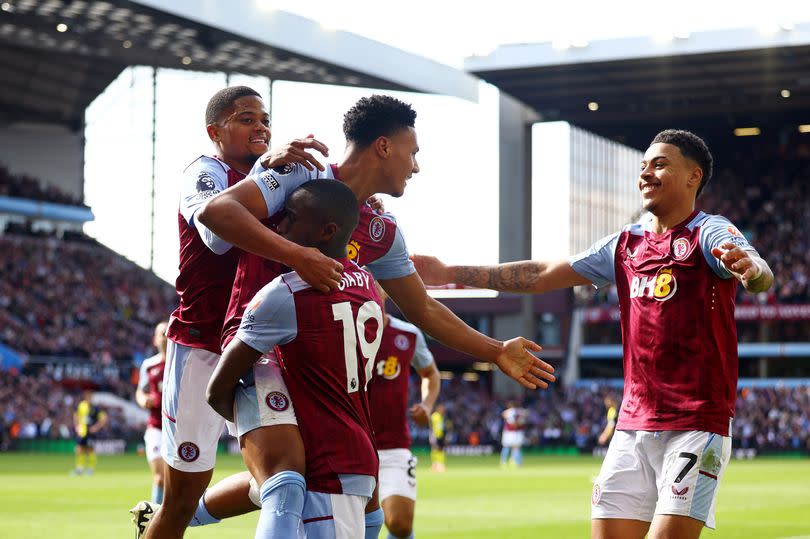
[265,391,290,412]
[672,238,690,260]
[178,441,200,462]
[369,216,385,242]
[591,483,601,505]
[394,334,410,351]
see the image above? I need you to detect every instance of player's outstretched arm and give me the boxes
[207,339,263,422]
[711,242,774,294]
[410,255,590,294]
[379,273,556,390]
[197,181,343,292]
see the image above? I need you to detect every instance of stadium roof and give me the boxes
[0,0,479,130]
[465,24,810,140]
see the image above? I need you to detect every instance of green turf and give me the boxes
[0,453,808,538]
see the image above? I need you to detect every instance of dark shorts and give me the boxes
[76,435,94,448]
[430,435,446,450]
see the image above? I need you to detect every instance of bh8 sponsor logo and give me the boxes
[629,268,677,302]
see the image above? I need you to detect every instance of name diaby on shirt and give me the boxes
[337,270,373,291]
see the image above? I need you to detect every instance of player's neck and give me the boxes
[650,203,696,234]
[337,151,381,203]
[216,154,253,176]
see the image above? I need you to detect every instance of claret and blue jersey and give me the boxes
[570,210,759,436]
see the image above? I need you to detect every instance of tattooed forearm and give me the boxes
[454,262,545,292]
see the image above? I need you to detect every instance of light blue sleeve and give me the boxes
[699,215,759,278]
[235,278,299,354]
[365,222,416,280]
[410,328,435,370]
[568,232,621,288]
[137,361,150,392]
[180,158,229,227]
[249,162,318,218]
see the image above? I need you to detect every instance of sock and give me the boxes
[255,471,306,539]
[189,495,220,527]
[500,446,510,464]
[152,484,164,504]
[75,453,86,471]
[88,451,97,471]
[365,507,384,539]
[513,447,523,467]
[436,451,445,465]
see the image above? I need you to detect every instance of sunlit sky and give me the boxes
[83,1,810,283]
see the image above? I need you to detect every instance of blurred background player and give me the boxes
[367,282,440,539]
[500,402,528,468]
[207,180,379,538]
[411,129,774,539]
[135,322,168,504]
[597,395,619,447]
[429,404,447,473]
[72,388,108,476]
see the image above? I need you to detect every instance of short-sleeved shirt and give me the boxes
[221,163,415,349]
[367,316,434,450]
[569,210,758,435]
[76,400,106,438]
[137,353,165,430]
[167,156,245,354]
[503,407,527,432]
[236,258,383,494]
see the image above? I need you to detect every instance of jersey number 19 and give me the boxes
[332,301,383,393]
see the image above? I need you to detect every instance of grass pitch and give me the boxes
[0,452,808,538]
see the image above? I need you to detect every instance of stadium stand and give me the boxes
[0,163,87,207]
[0,227,175,363]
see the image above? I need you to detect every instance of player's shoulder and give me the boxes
[184,155,228,176]
[387,315,419,336]
[691,211,732,229]
[141,353,163,369]
[279,270,312,294]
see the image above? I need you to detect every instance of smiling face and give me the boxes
[207,95,270,169]
[639,142,703,216]
[378,126,420,198]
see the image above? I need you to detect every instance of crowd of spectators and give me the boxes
[0,371,135,451]
[0,164,86,207]
[411,378,810,454]
[0,228,176,363]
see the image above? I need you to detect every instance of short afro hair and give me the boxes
[343,95,417,148]
[290,180,360,247]
[651,129,714,198]
[205,86,261,126]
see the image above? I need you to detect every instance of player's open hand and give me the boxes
[711,242,761,284]
[260,135,329,172]
[291,246,344,293]
[495,337,556,390]
[410,254,451,286]
[409,403,431,427]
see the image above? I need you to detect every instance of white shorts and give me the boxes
[591,430,732,529]
[502,430,525,447]
[302,491,370,539]
[144,426,162,463]
[378,448,417,502]
[233,354,298,438]
[161,341,225,472]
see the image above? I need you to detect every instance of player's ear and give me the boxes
[687,164,702,190]
[206,123,220,143]
[320,222,338,242]
[374,136,391,159]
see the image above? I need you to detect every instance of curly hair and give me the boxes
[205,86,261,126]
[343,95,417,147]
[651,129,714,198]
